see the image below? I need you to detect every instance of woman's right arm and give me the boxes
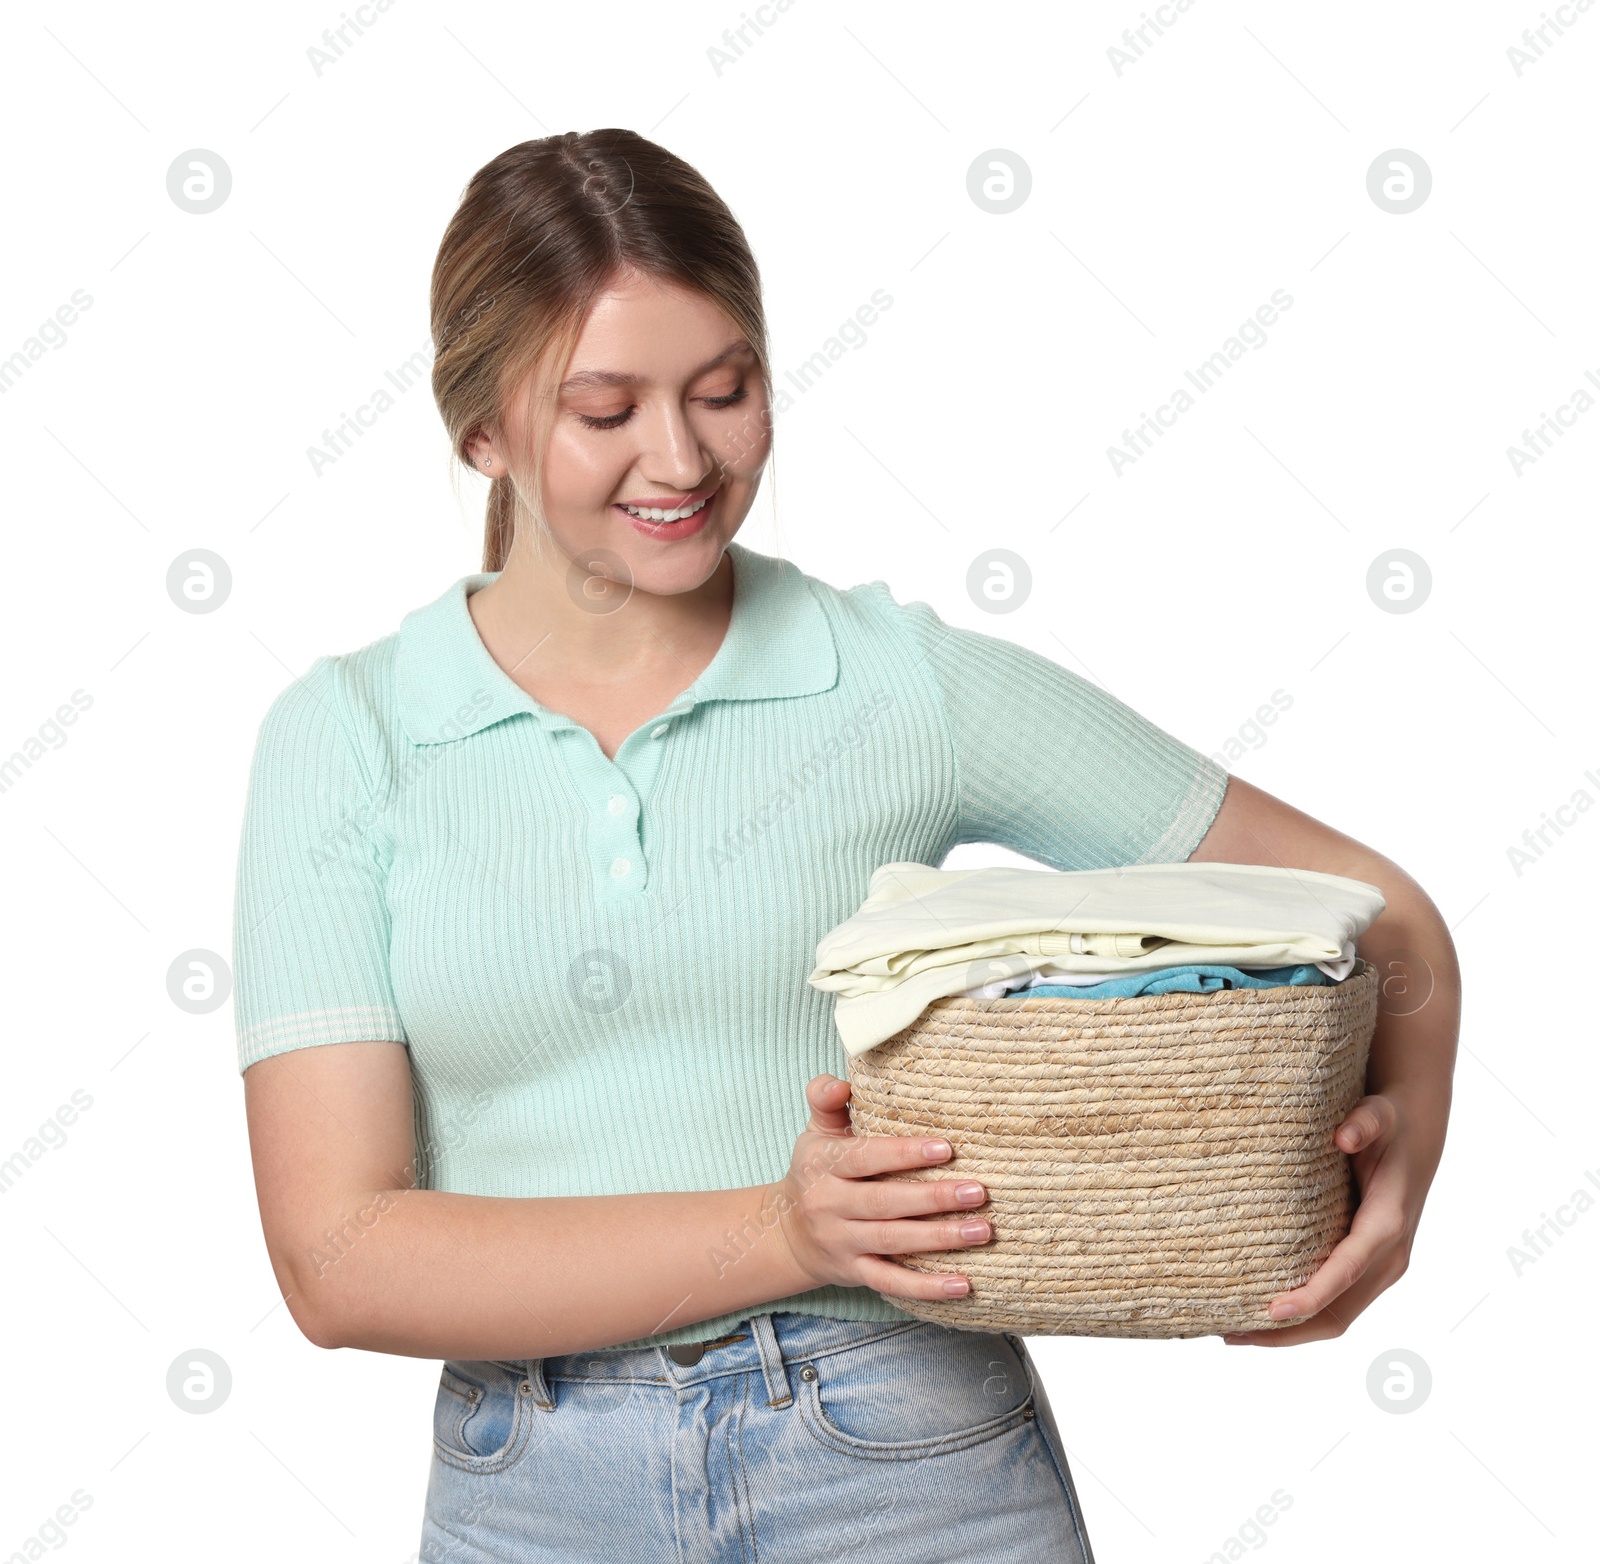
[243,1041,990,1362]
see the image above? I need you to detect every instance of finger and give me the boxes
[831,1174,988,1221]
[853,1253,972,1302]
[1223,1256,1401,1346]
[849,1215,994,1256]
[1226,1292,1356,1346]
[1261,1196,1405,1323]
[1335,1093,1397,1155]
[806,1074,854,1135]
[823,1133,956,1181]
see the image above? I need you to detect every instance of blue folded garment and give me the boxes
[1000,963,1335,999]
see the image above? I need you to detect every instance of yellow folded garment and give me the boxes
[809,860,1386,1056]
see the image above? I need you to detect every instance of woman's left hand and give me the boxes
[1221,1090,1421,1346]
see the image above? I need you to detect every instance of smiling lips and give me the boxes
[615,488,716,523]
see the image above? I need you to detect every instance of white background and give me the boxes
[1,1,1595,1559]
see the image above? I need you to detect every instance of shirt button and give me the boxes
[607,793,629,816]
[609,857,632,879]
[651,723,669,738]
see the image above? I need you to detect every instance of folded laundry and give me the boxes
[809,860,1386,1055]
[963,961,1335,1001]
[965,949,1353,997]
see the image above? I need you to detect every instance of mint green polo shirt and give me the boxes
[231,539,1229,1349]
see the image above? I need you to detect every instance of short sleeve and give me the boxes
[231,656,408,1074]
[887,592,1229,870]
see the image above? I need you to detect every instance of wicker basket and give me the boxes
[845,958,1379,1338]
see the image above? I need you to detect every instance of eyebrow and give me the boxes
[558,340,753,394]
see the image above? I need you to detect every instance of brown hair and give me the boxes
[429,130,774,573]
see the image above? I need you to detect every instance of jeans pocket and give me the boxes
[432,1360,536,1475]
[795,1323,1036,1461]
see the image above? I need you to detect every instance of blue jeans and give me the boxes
[419,1312,1095,1562]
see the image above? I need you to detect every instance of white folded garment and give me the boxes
[963,938,1360,998]
[809,860,1385,1056]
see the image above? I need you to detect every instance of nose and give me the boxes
[633,397,718,492]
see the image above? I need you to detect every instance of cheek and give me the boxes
[714,402,773,477]
[543,428,631,507]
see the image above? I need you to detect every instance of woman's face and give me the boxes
[491,269,772,595]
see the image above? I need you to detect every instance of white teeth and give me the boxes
[621,494,710,523]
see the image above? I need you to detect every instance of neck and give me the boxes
[469,531,736,689]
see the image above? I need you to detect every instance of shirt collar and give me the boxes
[394,539,840,745]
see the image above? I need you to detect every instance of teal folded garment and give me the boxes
[1002,963,1334,999]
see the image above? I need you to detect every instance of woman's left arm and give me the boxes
[1185,774,1461,1346]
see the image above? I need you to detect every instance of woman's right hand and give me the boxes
[765,1073,991,1302]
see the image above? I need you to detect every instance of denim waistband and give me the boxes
[499,1312,926,1414]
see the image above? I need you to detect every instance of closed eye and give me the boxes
[575,387,750,431]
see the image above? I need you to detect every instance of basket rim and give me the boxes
[917,954,1376,1017]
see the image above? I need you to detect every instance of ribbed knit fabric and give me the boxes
[231,539,1230,1350]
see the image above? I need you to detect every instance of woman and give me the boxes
[235,130,1458,1563]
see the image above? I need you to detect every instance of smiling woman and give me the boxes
[234,127,1457,1564]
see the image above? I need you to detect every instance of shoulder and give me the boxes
[247,612,412,806]
[786,557,947,657]
[796,559,1070,683]
[254,630,400,741]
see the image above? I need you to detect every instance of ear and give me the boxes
[466,432,499,474]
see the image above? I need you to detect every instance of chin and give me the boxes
[622,534,731,597]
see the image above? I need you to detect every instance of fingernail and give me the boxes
[955,1182,985,1204]
[1268,1300,1299,1320]
[959,1220,990,1242]
[942,1277,970,1296]
[922,1139,952,1160]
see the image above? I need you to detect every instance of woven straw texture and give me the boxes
[846,959,1379,1338]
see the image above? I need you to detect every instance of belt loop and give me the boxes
[524,1357,555,1412]
[748,1313,792,1409]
